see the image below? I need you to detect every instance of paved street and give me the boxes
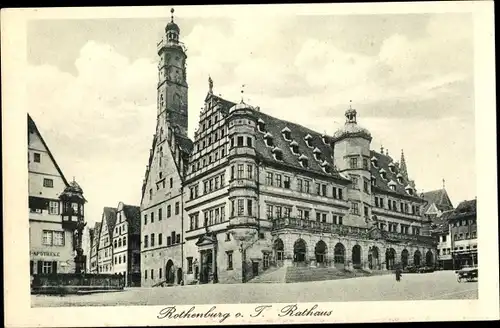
[32,270,477,307]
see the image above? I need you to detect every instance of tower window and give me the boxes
[349,157,358,169]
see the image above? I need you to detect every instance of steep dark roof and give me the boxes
[370,150,423,201]
[123,204,141,235]
[103,207,117,237]
[422,189,454,212]
[451,199,476,219]
[28,114,69,187]
[175,133,194,155]
[253,110,348,182]
[430,210,454,234]
[206,93,235,115]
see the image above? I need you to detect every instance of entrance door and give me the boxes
[252,262,259,277]
[200,250,213,284]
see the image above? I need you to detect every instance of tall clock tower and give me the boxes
[157,8,188,138]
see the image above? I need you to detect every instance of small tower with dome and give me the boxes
[333,102,373,230]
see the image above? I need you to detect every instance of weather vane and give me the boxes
[241,84,246,102]
[171,8,175,22]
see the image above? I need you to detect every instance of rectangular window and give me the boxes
[42,230,52,246]
[363,158,369,170]
[364,180,369,193]
[144,214,148,225]
[304,210,310,220]
[266,172,273,186]
[204,181,208,194]
[43,178,54,188]
[364,206,369,217]
[209,179,213,191]
[275,174,282,187]
[322,184,327,196]
[214,177,219,189]
[159,233,163,245]
[350,157,358,169]
[351,177,359,190]
[176,234,180,244]
[237,199,244,216]
[220,174,225,187]
[227,251,233,270]
[175,202,180,215]
[167,205,171,218]
[322,213,327,223]
[351,203,359,215]
[42,261,54,274]
[167,236,171,246]
[34,153,41,163]
[237,164,244,179]
[144,235,148,248]
[266,204,273,219]
[338,188,343,200]
[159,208,163,221]
[150,233,155,247]
[151,269,154,280]
[263,253,270,269]
[297,179,303,192]
[247,199,253,216]
[316,183,321,195]
[231,166,235,180]
[246,165,253,180]
[304,180,310,193]
[220,206,225,221]
[48,201,59,215]
[275,206,282,219]
[237,136,244,146]
[316,212,321,222]
[53,231,64,246]
[187,257,193,274]
[284,176,291,189]
[284,207,291,218]
[247,137,253,147]
[151,212,155,223]
[209,210,214,225]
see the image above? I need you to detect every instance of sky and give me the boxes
[26,10,476,228]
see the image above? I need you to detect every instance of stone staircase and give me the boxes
[284,266,390,284]
[248,265,288,283]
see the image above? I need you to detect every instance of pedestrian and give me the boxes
[395,267,402,282]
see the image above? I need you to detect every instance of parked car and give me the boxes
[417,266,435,273]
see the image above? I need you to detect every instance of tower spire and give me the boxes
[400,149,408,179]
[171,8,175,22]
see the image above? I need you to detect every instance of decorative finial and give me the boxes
[442,178,445,189]
[241,84,246,102]
[73,176,75,182]
[386,149,389,156]
[171,8,175,22]
[349,100,352,109]
[380,145,384,153]
[208,75,213,93]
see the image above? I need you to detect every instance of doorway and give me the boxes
[252,262,259,277]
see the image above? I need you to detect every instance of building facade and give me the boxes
[96,207,117,273]
[88,222,101,273]
[422,188,454,220]
[449,199,477,269]
[28,114,86,275]
[140,11,438,286]
[430,209,454,270]
[112,202,142,286]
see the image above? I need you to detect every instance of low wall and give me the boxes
[31,273,125,294]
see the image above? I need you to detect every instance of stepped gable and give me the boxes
[370,150,421,200]
[122,204,141,235]
[207,93,236,115]
[252,110,349,182]
[103,207,118,237]
[421,188,454,212]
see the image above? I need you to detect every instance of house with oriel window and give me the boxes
[140,9,439,286]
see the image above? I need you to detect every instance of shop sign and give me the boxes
[30,250,60,257]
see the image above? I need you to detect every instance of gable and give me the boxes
[425,203,440,215]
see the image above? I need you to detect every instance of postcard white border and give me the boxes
[2,2,498,327]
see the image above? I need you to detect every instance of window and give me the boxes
[266,204,273,219]
[227,251,233,270]
[237,199,244,216]
[284,176,291,189]
[151,212,155,223]
[170,178,173,188]
[144,214,147,225]
[167,236,172,246]
[351,203,360,215]
[159,208,163,221]
[363,159,369,170]
[364,180,369,193]
[158,233,163,245]
[304,180,310,193]
[34,153,41,163]
[275,174,282,187]
[237,164,244,179]
[176,234,180,244]
[118,238,122,247]
[149,189,152,200]
[43,178,54,188]
[263,253,270,269]
[144,235,148,248]
[247,137,253,147]
[364,206,369,217]
[167,205,171,217]
[297,179,303,192]
[351,176,359,190]
[266,172,273,186]
[237,136,244,146]
[123,236,127,246]
[321,184,327,196]
[247,199,253,216]
[316,183,321,195]
[247,165,253,180]
[41,261,55,274]
[322,213,327,223]
[316,212,321,222]
[42,231,52,246]
[175,202,180,215]
[151,269,154,280]
[350,157,358,169]
[226,233,231,241]
[48,201,59,215]
[275,206,282,219]
[53,231,64,246]
[187,257,193,274]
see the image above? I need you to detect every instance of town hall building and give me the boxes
[140,9,438,286]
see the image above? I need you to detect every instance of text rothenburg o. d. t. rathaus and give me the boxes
[139,10,438,287]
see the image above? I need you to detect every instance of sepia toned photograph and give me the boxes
[2,2,498,327]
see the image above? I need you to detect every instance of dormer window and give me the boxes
[388,180,397,191]
[257,118,266,132]
[396,173,404,184]
[321,160,331,174]
[379,168,387,180]
[290,140,299,155]
[304,134,313,148]
[281,127,291,141]
[264,132,274,147]
[405,185,414,195]
[371,156,378,168]
[272,147,283,161]
[321,135,329,145]
[371,177,376,186]
[313,147,322,161]
[388,162,396,173]
[298,154,309,168]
